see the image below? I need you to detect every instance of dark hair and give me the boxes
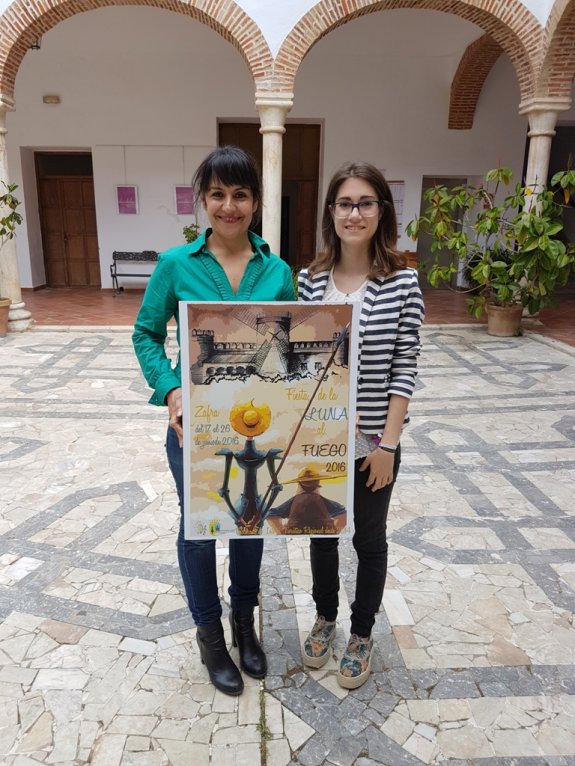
[192,146,262,228]
[308,161,406,277]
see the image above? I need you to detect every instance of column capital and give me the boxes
[255,91,294,110]
[0,94,15,114]
[255,91,294,135]
[518,96,572,115]
[518,96,572,137]
[0,95,14,133]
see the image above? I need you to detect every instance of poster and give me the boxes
[180,302,359,539]
[116,185,138,215]
[175,185,195,215]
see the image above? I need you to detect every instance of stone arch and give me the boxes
[538,0,575,99]
[0,0,272,102]
[274,0,542,102]
[449,34,503,130]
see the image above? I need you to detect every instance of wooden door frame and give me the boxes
[35,152,99,288]
[217,120,322,267]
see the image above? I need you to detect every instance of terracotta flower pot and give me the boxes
[486,303,523,337]
[0,297,10,337]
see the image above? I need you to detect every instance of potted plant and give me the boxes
[183,223,200,244]
[0,181,23,336]
[406,168,575,336]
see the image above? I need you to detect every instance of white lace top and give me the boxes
[324,269,369,304]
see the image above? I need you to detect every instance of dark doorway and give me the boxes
[550,126,575,253]
[36,152,101,287]
[416,176,467,289]
[218,123,321,268]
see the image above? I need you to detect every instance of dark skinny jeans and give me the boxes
[310,446,401,637]
[166,426,263,626]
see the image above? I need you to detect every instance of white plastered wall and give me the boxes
[290,10,528,253]
[7,6,255,288]
[5,5,566,288]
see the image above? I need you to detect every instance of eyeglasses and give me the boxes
[330,199,383,218]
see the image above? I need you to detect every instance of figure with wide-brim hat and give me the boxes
[267,464,347,535]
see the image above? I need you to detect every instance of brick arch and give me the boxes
[273,0,542,101]
[0,0,273,102]
[449,34,503,130]
[539,0,575,98]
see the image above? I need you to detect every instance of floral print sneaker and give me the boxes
[302,615,336,668]
[337,633,374,689]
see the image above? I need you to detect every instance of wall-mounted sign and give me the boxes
[116,185,138,215]
[175,185,195,215]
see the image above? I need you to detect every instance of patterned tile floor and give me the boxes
[19,286,575,347]
[1,319,574,764]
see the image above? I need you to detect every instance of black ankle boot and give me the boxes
[196,620,243,696]
[230,607,267,679]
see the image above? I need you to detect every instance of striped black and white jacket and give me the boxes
[298,268,424,435]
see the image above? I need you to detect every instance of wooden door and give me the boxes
[218,123,321,268]
[282,125,320,268]
[39,176,100,287]
[39,179,67,287]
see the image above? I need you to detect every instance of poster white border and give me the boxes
[179,300,360,539]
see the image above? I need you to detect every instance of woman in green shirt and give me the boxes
[133,147,294,696]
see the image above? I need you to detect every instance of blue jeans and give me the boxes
[310,447,401,637]
[166,427,263,626]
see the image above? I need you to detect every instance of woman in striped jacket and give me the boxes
[298,161,424,689]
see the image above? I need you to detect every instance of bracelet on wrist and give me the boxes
[378,442,397,454]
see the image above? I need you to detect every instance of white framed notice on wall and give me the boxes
[116,185,138,215]
[175,185,195,215]
[388,181,405,235]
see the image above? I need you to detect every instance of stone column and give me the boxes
[255,91,293,255]
[518,96,572,194]
[0,97,33,331]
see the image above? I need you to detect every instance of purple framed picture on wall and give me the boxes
[175,185,195,215]
[117,185,138,215]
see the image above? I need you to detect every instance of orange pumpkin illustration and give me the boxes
[229,401,272,437]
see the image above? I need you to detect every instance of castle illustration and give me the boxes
[190,312,347,384]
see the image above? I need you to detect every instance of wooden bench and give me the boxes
[110,251,158,294]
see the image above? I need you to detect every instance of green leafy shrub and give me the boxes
[406,168,575,318]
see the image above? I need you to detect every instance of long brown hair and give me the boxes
[308,161,406,277]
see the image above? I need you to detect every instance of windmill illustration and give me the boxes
[190,305,346,383]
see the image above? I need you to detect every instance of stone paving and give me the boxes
[0,324,574,765]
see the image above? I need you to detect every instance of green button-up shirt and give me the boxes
[132,229,295,406]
